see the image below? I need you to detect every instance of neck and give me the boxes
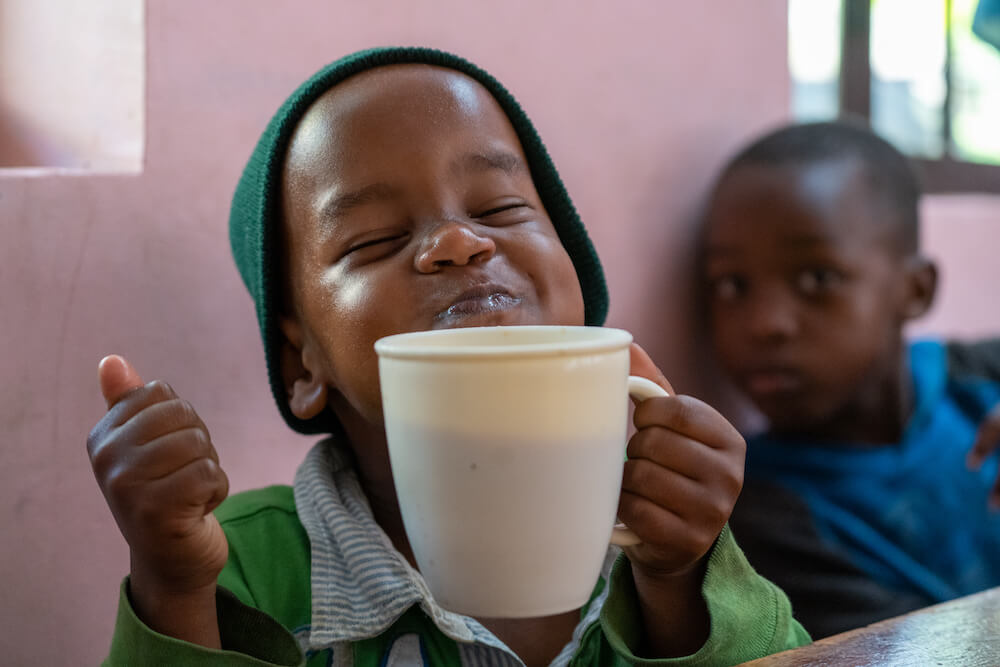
[478,612,582,667]
[330,402,581,665]
[843,351,912,443]
[777,343,914,445]
[334,404,418,568]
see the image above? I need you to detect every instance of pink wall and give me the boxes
[2,1,997,663]
[0,0,144,170]
[911,196,1000,340]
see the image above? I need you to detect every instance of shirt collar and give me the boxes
[293,438,480,647]
[292,437,616,664]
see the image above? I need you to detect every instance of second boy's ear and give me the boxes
[278,317,330,420]
[901,255,938,321]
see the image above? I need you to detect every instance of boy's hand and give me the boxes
[617,343,745,657]
[86,355,228,647]
[620,343,745,576]
[967,402,1000,509]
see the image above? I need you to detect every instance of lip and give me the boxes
[741,367,803,397]
[434,283,522,325]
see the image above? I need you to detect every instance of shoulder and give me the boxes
[730,479,931,638]
[214,485,307,572]
[912,335,1000,383]
[944,337,1000,381]
[215,485,297,526]
[214,485,312,625]
[730,479,812,543]
[908,338,948,376]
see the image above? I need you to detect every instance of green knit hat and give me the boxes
[229,46,609,435]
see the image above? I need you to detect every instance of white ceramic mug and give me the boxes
[374,325,668,618]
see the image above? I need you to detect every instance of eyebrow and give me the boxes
[456,149,527,177]
[316,182,398,221]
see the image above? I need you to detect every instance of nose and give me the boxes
[414,220,496,273]
[745,288,799,342]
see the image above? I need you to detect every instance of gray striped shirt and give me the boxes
[292,440,618,666]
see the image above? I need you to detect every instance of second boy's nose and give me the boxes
[746,290,800,343]
[414,220,497,272]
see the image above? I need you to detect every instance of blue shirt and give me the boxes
[746,340,1000,603]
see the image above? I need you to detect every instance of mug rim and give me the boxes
[374,325,632,360]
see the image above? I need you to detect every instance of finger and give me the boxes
[617,490,714,561]
[116,398,212,450]
[629,343,675,395]
[626,427,742,487]
[99,355,146,409]
[104,380,180,429]
[968,404,1000,470]
[95,427,218,485]
[622,458,727,522]
[618,490,685,543]
[633,394,744,452]
[88,382,184,462]
[140,456,230,523]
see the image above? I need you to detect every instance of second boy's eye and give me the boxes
[710,275,746,302]
[796,268,843,296]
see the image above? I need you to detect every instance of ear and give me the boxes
[278,317,329,420]
[900,255,938,321]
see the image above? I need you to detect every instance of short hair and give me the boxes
[720,120,922,252]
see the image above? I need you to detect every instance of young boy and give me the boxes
[701,119,1000,639]
[87,47,809,666]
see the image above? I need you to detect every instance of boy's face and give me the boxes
[701,158,919,435]
[280,65,585,426]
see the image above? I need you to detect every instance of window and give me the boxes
[790,0,1000,193]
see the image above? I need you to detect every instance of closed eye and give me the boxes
[480,203,526,216]
[344,232,408,258]
[475,200,533,224]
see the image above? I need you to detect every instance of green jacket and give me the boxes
[105,486,808,666]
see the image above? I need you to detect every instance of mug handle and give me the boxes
[609,376,671,547]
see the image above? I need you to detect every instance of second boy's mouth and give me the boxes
[741,367,804,398]
[434,284,522,326]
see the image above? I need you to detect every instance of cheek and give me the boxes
[309,276,386,412]
[831,289,900,347]
[708,307,744,351]
[710,330,744,372]
[322,337,384,427]
[317,270,386,334]
[560,276,586,324]
[528,233,586,324]
[550,263,585,324]
[707,305,727,338]
[335,275,377,314]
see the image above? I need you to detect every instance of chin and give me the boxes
[753,399,815,430]
[761,407,830,437]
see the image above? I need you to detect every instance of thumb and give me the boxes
[98,354,145,409]
[629,342,675,395]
